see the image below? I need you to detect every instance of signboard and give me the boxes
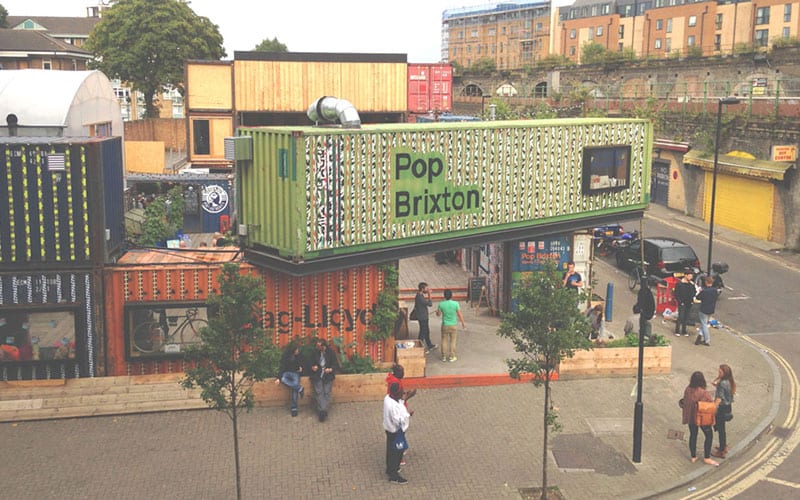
[771,145,797,162]
[751,77,768,96]
[509,236,571,311]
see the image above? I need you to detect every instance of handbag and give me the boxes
[695,400,717,427]
[409,308,418,321]
[393,429,409,451]
[717,403,733,422]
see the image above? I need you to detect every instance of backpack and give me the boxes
[695,400,717,427]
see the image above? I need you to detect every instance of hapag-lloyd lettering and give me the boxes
[264,304,376,334]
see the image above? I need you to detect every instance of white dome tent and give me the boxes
[0,69,123,138]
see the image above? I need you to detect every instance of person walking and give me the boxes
[413,282,436,353]
[696,276,718,346]
[436,289,466,363]
[681,371,719,466]
[711,364,736,458]
[673,271,696,336]
[383,382,411,484]
[636,276,657,343]
[274,343,305,417]
[308,338,339,422]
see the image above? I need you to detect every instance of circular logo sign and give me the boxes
[201,184,228,214]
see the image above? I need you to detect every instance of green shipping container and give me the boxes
[237,118,652,267]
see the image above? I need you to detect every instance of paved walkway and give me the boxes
[0,206,785,499]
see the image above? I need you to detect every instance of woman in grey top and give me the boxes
[712,364,736,458]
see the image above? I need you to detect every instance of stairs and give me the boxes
[0,374,206,423]
[398,286,469,304]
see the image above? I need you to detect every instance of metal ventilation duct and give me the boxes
[306,96,361,128]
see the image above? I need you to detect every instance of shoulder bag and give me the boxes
[409,308,418,321]
[695,400,717,427]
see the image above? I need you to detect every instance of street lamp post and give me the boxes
[706,96,741,275]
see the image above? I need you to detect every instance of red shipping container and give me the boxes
[407,63,453,114]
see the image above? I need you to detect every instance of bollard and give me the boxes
[605,282,614,322]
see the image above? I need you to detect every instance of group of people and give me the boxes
[681,364,737,465]
[411,283,466,363]
[274,338,339,420]
[673,271,720,346]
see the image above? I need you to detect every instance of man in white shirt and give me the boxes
[383,382,410,484]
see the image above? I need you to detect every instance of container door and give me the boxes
[651,159,670,206]
[182,186,202,233]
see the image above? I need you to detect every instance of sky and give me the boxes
[1,0,489,63]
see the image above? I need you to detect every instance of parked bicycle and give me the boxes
[132,307,207,354]
[626,259,649,291]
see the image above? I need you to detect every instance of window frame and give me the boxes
[581,145,631,195]
[124,302,210,361]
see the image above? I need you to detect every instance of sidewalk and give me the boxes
[0,207,783,500]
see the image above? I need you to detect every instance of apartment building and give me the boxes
[442,0,551,70]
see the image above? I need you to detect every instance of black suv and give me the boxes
[615,237,701,278]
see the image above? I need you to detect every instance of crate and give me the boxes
[395,340,425,378]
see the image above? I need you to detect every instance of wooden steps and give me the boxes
[0,374,206,423]
[398,286,469,303]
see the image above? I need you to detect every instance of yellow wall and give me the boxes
[125,141,166,173]
[703,172,774,239]
[188,116,233,162]
[187,63,233,110]
[233,60,407,112]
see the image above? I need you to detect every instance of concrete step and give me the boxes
[1,398,208,422]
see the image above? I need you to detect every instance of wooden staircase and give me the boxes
[0,374,206,423]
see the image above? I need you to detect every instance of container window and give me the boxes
[0,310,77,362]
[581,145,631,194]
[125,304,209,359]
[193,119,210,155]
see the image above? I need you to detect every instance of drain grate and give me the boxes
[667,429,684,440]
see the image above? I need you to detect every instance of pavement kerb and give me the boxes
[651,325,784,499]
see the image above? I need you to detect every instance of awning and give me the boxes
[683,150,794,181]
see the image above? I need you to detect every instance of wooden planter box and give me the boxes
[394,339,426,378]
[558,345,671,378]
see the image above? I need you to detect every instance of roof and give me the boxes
[0,29,91,55]
[115,248,242,265]
[7,15,100,37]
[683,150,794,181]
[0,70,108,127]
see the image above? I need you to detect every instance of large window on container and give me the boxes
[0,309,77,363]
[581,145,630,194]
[125,304,209,359]
[193,119,210,155]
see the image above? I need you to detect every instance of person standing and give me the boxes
[636,277,656,343]
[562,261,583,291]
[696,276,718,346]
[681,371,719,466]
[414,282,436,353]
[711,364,736,458]
[436,289,466,363]
[309,338,339,422]
[673,272,696,336]
[274,344,305,417]
[385,364,416,466]
[383,382,411,484]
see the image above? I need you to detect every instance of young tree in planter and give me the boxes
[497,262,592,500]
[181,263,280,500]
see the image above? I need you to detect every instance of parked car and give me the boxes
[615,237,701,278]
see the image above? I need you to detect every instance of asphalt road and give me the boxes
[611,213,800,499]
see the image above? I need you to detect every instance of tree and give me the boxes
[181,263,280,500]
[469,57,497,75]
[85,0,225,118]
[497,262,592,500]
[254,37,287,52]
[581,42,607,65]
[136,185,185,246]
[0,4,8,28]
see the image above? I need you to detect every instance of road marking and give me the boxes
[682,334,799,499]
[726,296,750,300]
[763,477,800,489]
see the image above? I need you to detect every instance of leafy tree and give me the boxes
[581,42,607,65]
[0,4,8,28]
[181,263,280,500]
[536,54,573,70]
[365,264,399,342]
[136,185,185,246]
[450,60,465,77]
[85,0,225,118]
[486,97,515,120]
[497,262,592,500]
[469,57,497,75]
[254,37,287,51]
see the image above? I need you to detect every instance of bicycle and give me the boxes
[132,307,207,354]
[627,259,648,291]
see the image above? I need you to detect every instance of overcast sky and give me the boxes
[2,0,482,62]
[4,1,573,62]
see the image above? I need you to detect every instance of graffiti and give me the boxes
[264,304,376,335]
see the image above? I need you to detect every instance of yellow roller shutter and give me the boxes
[703,172,773,239]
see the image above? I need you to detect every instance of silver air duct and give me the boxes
[306,96,361,128]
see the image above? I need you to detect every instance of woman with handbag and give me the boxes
[711,364,736,458]
[681,371,719,466]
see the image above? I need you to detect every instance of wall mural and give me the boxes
[302,121,648,253]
